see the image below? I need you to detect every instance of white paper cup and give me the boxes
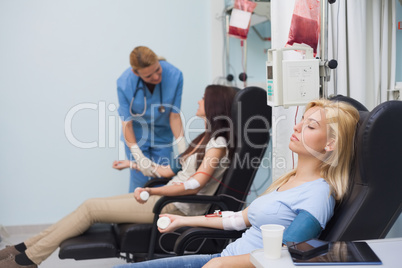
[260,224,285,259]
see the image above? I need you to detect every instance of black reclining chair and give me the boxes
[319,99,402,241]
[59,86,272,262]
[172,97,402,255]
[329,94,369,112]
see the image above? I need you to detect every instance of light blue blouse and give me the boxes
[221,178,335,257]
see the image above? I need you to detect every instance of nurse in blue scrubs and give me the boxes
[114,46,185,192]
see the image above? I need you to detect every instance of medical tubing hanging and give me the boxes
[239,40,248,87]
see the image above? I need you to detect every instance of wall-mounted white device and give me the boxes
[266,44,320,107]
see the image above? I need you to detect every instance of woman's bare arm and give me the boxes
[159,207,250,233]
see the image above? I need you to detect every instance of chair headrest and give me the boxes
[320,100,402,241]
[231,87,272,141]
[216,87,271,210]
[354,100,402,186]
[330,94,369,112]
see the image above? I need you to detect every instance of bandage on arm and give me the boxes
[222,211,247,231]
[183,177,201,190]
[130,145,157,177]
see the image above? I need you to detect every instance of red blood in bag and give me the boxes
[228,25,249,40]
[287,14,319,53]
[228,0,256,40]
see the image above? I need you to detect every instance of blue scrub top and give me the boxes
[117,61,183,147]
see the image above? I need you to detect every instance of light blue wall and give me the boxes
[0,0,273,226]
[0,0,212,226]
[227,21,271,87]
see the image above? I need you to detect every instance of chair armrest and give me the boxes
[174,227,244,255]
[148,195,230,259]
[152,195,229,214]
[144,178,171,188]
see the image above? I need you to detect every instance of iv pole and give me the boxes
[320,0,338,98]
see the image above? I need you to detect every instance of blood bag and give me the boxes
[228,0,257,40]
[286,0,320,55]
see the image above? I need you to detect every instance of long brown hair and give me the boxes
[181,85,237,167]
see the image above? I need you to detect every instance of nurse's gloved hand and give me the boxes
[130,145,157,177]
[175,136,187,155]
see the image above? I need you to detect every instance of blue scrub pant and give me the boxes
[113,254,221,268]
[125,144,173,192]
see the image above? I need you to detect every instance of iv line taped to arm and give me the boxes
[222,211,247,231]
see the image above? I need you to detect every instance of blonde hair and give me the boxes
[264,99,360,201]
[129,46,164,72]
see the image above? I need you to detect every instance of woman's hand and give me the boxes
[134,187,150,204]
[158,214,184,233]
[112,160,134,170]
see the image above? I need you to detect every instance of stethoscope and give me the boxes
[129,78,166,117]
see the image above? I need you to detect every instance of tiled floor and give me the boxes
[0,225,128,268]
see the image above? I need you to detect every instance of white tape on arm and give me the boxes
[221,211,235,217]
[183,177,201,190]
[222,211,247,231]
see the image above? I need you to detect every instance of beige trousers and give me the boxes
[23,193,184,265]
